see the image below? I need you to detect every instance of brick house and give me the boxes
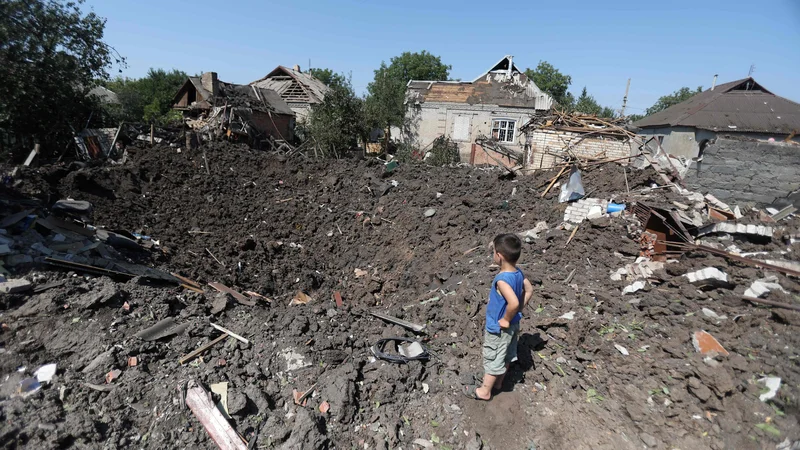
[173,72,295,145]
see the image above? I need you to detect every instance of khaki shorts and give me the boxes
[482,322,520,375]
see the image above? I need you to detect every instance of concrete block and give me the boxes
[0,278,32,294]
[683,267,729,285]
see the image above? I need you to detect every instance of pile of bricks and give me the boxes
[563,198,608,224]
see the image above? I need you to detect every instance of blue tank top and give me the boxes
[486,268,524,334]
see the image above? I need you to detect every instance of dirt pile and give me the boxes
[1,141,798,450]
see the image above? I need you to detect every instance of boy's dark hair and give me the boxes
[493,233,522,264]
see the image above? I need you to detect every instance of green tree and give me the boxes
[366,51,450,150]
[644,86,703,116]
[573,87,602,115]
[307,76,367,157]
[0,0,123,157]
[524,61,574,109]
[105,68,187,124]
[384,50,451,84]
[308,68,346,88]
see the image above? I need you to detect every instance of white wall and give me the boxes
[405,103,536,161]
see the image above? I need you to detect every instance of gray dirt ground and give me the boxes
[1,142,798,450]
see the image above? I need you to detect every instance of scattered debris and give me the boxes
[209,322,249,344]
[184,381,247,450]
[293,383,317,406]
[559,311,576,320]
[371,338,430,363]
[370,312,426,333]
[179,335,229,365]
[105,369,122,384]
[682,267,730,287]
[208,282,255,306]
[692,331,729,357]
[290,291,313,306]
[209,382,231,419]
[622,281,646,295]
[33,363,57,383]
[701,308,727,320]
[0,278,32,294]
[758,377,781,402]
[319,401,330,414]
[614,344,629,356]
[744,276,788,298]
[134,317,190,341]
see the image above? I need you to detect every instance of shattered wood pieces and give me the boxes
[333,291,343,308]
[289,291,312,306]
[208,282,256,306]
[205,248,226,267]
[742,296,800,312]
[179,334,229,365]
[244,291,271,302]
[692,331,729,357]
[564,226,579,248]
[84,382,115,392]
[45,257,134,279]
[209,322,249,344]
[370,312,426,333]
[184,381,247,450]
[293,383,317,406]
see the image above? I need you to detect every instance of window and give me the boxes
[491,119,516,143]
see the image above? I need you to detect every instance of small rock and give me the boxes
[701,308,727,320]
[640,432,658,448]
[556,357,567,364]
[614,344,629,356]
[559,311,575,320]
[413,439,434,449]
[210,293,229,315]
[423,209,436,218]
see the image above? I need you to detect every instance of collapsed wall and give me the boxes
[685,138,800,205]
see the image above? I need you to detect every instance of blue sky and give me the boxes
[90,0,800,114]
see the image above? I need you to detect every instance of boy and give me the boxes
[466,233,533,401]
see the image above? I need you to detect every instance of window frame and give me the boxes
[491,119,516,143]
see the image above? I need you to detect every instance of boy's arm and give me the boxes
[496,280,520,328]
[523,278,534,308]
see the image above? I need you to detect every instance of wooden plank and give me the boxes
[541,165,569,198]
[179,334,229,365]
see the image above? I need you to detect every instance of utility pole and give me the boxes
[621,78,631,117]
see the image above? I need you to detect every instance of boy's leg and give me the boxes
[475,373,496,400]
[476,330,508,399]
[493,323,520,391]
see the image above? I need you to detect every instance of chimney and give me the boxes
[293,64,301,72]
[711,74,718,91]
[507,56,513,78]
[201,72,218,98]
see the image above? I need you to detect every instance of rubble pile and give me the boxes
[1,141,798,449]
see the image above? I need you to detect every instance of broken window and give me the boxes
[491,119,516,143]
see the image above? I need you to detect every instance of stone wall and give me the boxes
[525,129,634,169]
[684,138,800,205]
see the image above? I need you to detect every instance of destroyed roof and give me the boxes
[88,86,120,104]
[406,55,553,111]
[181,76,294,116]
[633,78,800,134]
[250,66,329,105]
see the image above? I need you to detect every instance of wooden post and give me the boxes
[150,124,154,147]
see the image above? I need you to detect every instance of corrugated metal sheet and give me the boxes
[634,78,800,134]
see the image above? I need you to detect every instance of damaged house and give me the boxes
[634,77,800,159]
[404,56,553,166]
[635,77,800,206]
[250,65,329,122]
[173,72,295,146]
